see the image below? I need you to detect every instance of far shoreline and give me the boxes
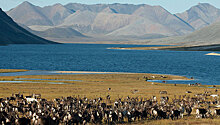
[110,44,220,51]
[0,69,191,81]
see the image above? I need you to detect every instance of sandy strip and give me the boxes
[205,53,220,56]
[171,79,193,80]
[56,71,135,74]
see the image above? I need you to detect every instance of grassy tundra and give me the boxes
[0,70,220,124]
[0,69,28,73]
[0,73,194,100]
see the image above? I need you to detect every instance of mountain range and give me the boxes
[6,2,220,45]
[0,8,56,45]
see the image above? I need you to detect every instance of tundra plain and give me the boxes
[0,69,220,124]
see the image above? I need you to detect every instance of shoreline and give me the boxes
[205,52,220,56]
[0,69,29,73]
[57,71,192,80]
[0,69,191,81]
[109,46,180,50]
[56,71,135,74]
[110,44,220,51]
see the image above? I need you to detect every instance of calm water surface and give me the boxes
[0,44,219,85]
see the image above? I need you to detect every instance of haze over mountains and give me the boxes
[0,8,56,45]
[6,1,220,45]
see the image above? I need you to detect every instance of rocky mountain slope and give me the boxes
[176,3,220,30]
[0,8,56,44]
[141,20,220,46]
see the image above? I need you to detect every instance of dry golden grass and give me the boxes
[0,73,217,101]
[0,72,219,124]
[141,117,220,125]
[0,69,28,73]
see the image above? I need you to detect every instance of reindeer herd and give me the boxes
[0,91,220,125]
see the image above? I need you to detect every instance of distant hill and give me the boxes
[40,3,74,25]
[7,2,74,26]
[19,24,87,40]
[0,8,56,44]
[107,5,194,37]
[143,20,220,46]
[64,3,142,14]
[7,1,53,26]
[101,7,118,13]
[62,4,195,38]
[176,21,220,45]
[33,27,87,38]
[176,3,220,30]
[61,10,97,34]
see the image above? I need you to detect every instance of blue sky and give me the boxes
[1,0,220,13]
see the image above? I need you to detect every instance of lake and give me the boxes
[0,44,219,85]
